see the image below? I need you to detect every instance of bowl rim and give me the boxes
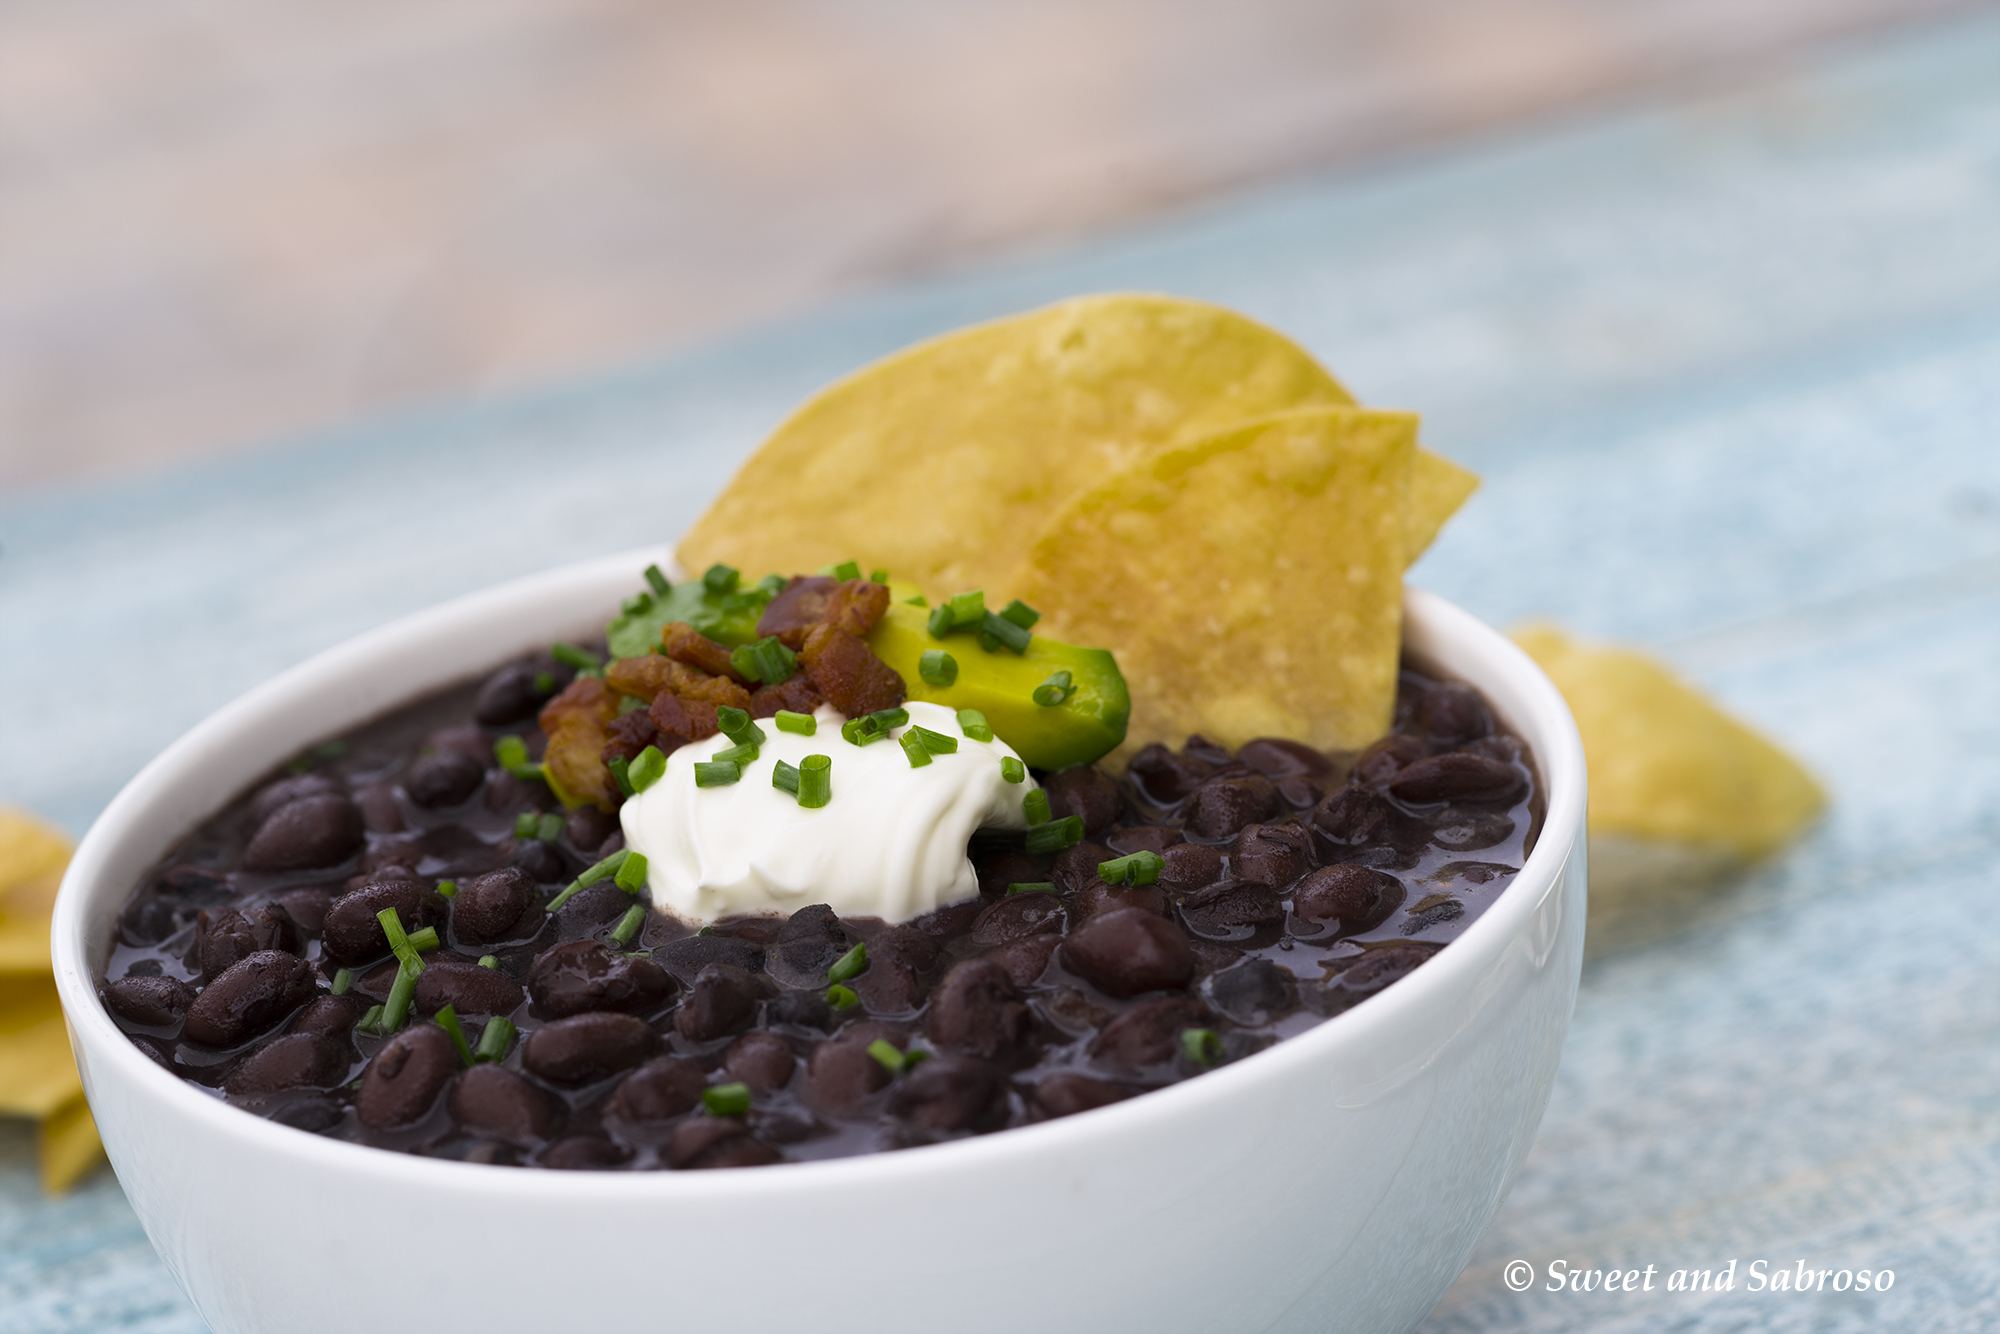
[52,548,1585,1204]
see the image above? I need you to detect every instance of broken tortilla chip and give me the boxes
[679,293,1471,592]
[0,807,69,974]
[38,1091,104,1196]
[1512,623,1826,858]
[1012,407,1418,757]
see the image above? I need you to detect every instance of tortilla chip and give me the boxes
[0,975,82,1119]
[38,1091,104,1196]
[0,807,70,974]
[1513,623,1826,858]
[1407,450,1479,563]
[680,293,1474,591]
[1012,407,1417,756]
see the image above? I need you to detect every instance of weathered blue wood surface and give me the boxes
[5,12,2000,1330]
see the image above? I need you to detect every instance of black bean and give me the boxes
[1290,865,1406,933]
[849,927,937,1014]
[974,849,1053,898]
[402,751,485,809]
[523,1012,656,1086]
[1042,765,1124,837]
[1432,860,1518,885]
[550,882,629,941]
[184,951,317,1047]
[224,1033,348,1097]
[910,898,987,939]
[475,661,565,726]
[1237,738,1333,779]
[1048,840,1113,895]
[1127,743,1216,805]
[927,959,1033,1061]
[449,1064,556,1146]
[610,1056,708,1122]
[970,894,1066,949]
[1416,682,1493,746]
[1185,774,1279,839]
[1388,753,1526,805]
[241,794,365,874]
[563,806,619,857]
[451,867,539,943]
[1074,882,1168,919]
[321,878,436,965]
[273,886,337,935]
[889,1056,1007,1134]
[247,774,345,829]
[1158,842,1224,895]
[1178,878,1284,941]
[270,1097,344,1133]
[983,935,1062,989]
[287,994,364,1039]
[667,1117,778,1170]
[1105,825,1182,856]
[105,975,194,1028]
[415,960,526,1016]
[1090,997,1213,1071]
[1028,1072,1131,1120]
[508,839,567,884]
[1275,776,1324,810]
[1429,808,1517,851]
[355,1025,458,1129]
[766,988,837,1033]
[1403,895,1466,935]
[1351,735,1429,787]
[1312,785,1396,850]
[1202,959,1298,1025]
[674,963,764,1042]
[194,907,296,981]
[723,1031,797,1093]
[353,782,406,834]
[1060,908,1195,998]
[540,1135,632,1170]
[529,941,674,1018]
[652,933,765,985]
[1228,823,1312,888]
[768,903,851,988]
[420,824,510,878]
[1322,944,1437,1013]
[804,1025,900,1117]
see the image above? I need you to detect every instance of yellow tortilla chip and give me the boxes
[680,293,1473,590]
[38,1091,104,1196]
[1406,450,1479,563]
[0,975,82,1119]
[0,807,70,974]
[1513,623,1826,858]
[1012,407,1417,756]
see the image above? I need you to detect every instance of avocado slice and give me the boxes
[867,599,1129,769]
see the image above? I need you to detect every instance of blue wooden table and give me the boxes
[7,13,2000,1330]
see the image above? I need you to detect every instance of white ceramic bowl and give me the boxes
[54,547,1586,1334]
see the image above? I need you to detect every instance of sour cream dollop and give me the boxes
[621,701,1037,925]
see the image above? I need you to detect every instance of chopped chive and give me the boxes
[728,642,761,682]
[773,759,801,795]
[978,611,1031,654]
[436,1004,476,1066]
[947,590,986,625]
[926,604,956,638]
[1025,815,1085,854]
[869,567,889,583]
[712,741,760,767]
[718,709,767,749]
[474,1016,516,1063]
[755,573,787,598]
[627,744,667,793]
[644,563,672,598]
[382,959,419,1032]
[512,811,538,839]
[406,926,440,953]
[622,591,654,616]
[695,760,741,787]
[957,708,994,743]
[703,1081,753,1116]
[356,1004,386,1035]
[826,983,859,1009]
[435,879,459,899]
[831,559,862,582]
[494,734,542,781]
[976,629,1003,653]
[607,755,634,796]
[330,967,353,996]
[551,642,602,671]
[827,943,868,985]
[774,709,816,735]
[871,706,910,731]
[1001,756,1026,784]
[904,594,929,607]
[899,730,932,768]
[610,903,647,947]
[840,718,886,746]
[1181,1028,1225,1067]
[1097,850,1166,887]
[1022,788,1051,824]
[614,851,649,893]
[532,671,555,694]
[377,907,423,973]
[747,637,797,686]
[535,812,564,842]
[918,649,958,687]
[578,847,632,887]
[911,725,957,754]
[478,955,499,970]
[799,754,832,808]
[702,563,740,595]
[867,1039,907,1074]
[1033,669,1076,706]
[1008,882,1058,895]
[999,599,1041,630]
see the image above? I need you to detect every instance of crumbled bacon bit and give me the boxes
[649,691,724,753]
[749,675,824,718]
[662,622,752,684]
[677,672,752,712]
[799,624,906,717]
[823,580,890,637]
[536,678,619,812]
[756,576,841,648]
[605,653,708,703]
[601,711,660,764]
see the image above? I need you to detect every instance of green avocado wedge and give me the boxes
[867,599,1129,770]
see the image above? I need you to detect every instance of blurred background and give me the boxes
[3,0,1985,491]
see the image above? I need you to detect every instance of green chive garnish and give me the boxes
[827,943,867,985]
[644,564,672,598]
[614,852,649,893]
[436,1004,476,1066]
[494,735,542,780]
[1001,756,1026,784]
[627,745,667,793]
[999,599,1040,630]
[512,811,537,839]
[799,754,831,808]
[478,955,499,970]
[1181,1028,1225,1067]
[474,1016,516,1063]
[435,879,458,899]
[747,637,796,685]
[1097,850,1166,887]
[535,812,563,842]
[755,573,787,598]
[826,984,859,1010]
[1022,788,1051,824]
[716,706,766,748]
[622,591,654,616]
[899,730,932,768]
[957,708,994,743]
[926,604,955,638]
[912,725,957,754]
[703,1082,753,1116]
[870,568,889,583]
[406,926,440,953]
[774,709,816,735]
[382,959,419,1032]
[1033,669,1076,706]
[546,848,631,913]
[551,642,602,671]
[330,967,353,996]
[867,1039,907,1074]
[1008,882,1058,895]
[728,643,761,682]
[608,755,634,796]
[377,907,424,974]
[871,706,910,730]
[703,564,740,595]
[610,903,647,947]
[712,741,760,767]
[947,590,985,625]
[904,594,928,607]
[840,718,886,746]
[978,611,1031,654]
[356,1004,386,1035]
[773,759,801,795]
[831,559,862,582]
[695,760,741,787]
[1025,815,1085,854]
[533,671,555,694]
[918,649,958,687]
